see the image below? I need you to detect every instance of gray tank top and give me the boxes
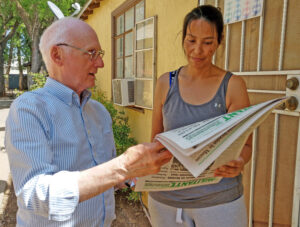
[149,67,243,208]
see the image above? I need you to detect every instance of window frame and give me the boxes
[111,0,145,81]
[111,0,156,109]
[134,16,157,109]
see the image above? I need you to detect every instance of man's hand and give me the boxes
[118,142,173,179]
[214,156,245,178]
[78,142,172,202]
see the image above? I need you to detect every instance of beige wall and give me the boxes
[85,0,197,143]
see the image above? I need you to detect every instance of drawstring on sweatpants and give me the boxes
[176,208,183,223]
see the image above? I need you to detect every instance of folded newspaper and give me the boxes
[135,97,286,191]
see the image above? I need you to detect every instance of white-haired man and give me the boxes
[5,17,172,226]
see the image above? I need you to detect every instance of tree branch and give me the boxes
[0,20,19,44]
[2,14,13,30]
[10,0,32,35]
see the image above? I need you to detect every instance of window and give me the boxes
[112,0,156,109]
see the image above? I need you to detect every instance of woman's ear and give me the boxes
[50,46,63,66]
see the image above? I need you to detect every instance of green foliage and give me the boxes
[16,0,88,23]
[121,188,141,202]
[29,73,47,91]
[14,72,47,97]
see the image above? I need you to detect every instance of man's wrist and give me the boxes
[114,154,129,183]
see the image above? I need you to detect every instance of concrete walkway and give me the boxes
[0,107,11,218]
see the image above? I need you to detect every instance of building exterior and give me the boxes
[80,0,300,226]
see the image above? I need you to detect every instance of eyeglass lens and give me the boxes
[90,50,105,61]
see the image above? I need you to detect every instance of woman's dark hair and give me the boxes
[182,5,224,45]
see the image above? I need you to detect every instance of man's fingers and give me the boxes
[151,141,165,151]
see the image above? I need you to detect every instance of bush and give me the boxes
[14,73,47,97]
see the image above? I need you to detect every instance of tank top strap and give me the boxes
[219,71,233,99]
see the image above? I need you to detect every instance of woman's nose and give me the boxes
[194,43,203,54]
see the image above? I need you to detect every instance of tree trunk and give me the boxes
[28,28,42,88]
[5,42,14,75]
[0,44,5,97]
[17,46,23,90]
[0,18,18,97]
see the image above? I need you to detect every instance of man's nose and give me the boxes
[95,56,104,68]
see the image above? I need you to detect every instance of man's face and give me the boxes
[61,30,104,96]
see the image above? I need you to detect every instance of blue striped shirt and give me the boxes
[5,77,116,227]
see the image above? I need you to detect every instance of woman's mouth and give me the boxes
[191,56,205,62]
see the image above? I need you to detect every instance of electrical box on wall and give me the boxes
[286,75,300,112]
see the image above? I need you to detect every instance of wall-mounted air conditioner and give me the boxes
[112,78,135,106]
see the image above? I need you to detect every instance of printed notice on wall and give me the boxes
[224,0,263,24]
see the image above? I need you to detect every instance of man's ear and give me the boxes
[50,46,63,66]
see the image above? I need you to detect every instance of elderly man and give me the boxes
[5,17,172,226]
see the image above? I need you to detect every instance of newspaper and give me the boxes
[135,97,286,191]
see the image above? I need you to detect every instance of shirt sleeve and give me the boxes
[5,97,80,221]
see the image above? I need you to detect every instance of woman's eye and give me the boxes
[187,39,196,43]
[204,42,213,45]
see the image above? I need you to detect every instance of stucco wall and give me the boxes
[85,0,197,143]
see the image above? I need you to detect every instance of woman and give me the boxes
[149,5,251,227]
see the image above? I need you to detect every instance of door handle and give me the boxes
[286,75,300,112]
[286,77,299,90]
[286,96,298,111]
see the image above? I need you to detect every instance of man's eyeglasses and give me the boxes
[56,43,105,61]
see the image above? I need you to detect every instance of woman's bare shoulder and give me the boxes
[229,74,246,85]
[226,74,250,111]
[155,71,177,106]
[157,72,170,84]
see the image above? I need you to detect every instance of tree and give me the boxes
[10,0,88,88]
[5,40,14,76]
[0,0,19,96]
[17,45,24,90]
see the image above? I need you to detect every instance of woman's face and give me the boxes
[183,19,219,68]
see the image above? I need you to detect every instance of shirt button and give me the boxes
[87,130,91,135]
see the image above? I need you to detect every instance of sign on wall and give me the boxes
[224,0,263,24]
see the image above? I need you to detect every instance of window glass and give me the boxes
[116,37,123,58]
[125,32,133,56]
[125,56,133,78]
[136,50,153,78]
[116,59,123,78]
[136,19,154,50]
[116,14,124,35]
[125,7,134,31]
[135,80,153,108]
[135,1,144,23]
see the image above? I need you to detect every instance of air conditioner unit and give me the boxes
[112,78,135,106]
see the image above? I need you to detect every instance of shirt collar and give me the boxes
[44,77,91,107]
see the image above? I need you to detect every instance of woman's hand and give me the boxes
[214,156,245,178]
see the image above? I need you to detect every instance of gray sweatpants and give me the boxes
[148,195,247,227]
